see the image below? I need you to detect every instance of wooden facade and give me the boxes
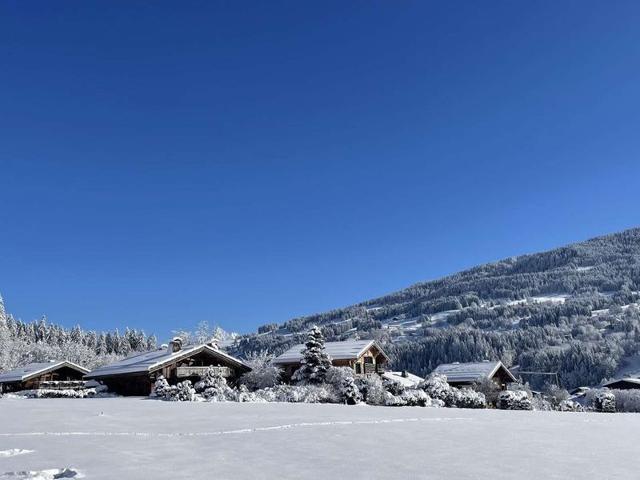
[275,340,390,382]
[433,361,517,390]
[0,361,89,393]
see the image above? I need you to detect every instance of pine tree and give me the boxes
[294,326,332,384]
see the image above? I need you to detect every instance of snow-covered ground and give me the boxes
[0,398,638,479]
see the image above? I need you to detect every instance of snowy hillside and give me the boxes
[234,227,640,389]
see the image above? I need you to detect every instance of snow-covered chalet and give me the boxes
[0,360,89,393]
[85,338,251,396]
[273,339,389,381]
[432,360,516,389]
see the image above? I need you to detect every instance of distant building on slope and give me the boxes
[382,370,424,388]
[432,360,516,389]
[273,339,389,380]
[0,360,89,393]
[602,378,640,390]
[85,338,251,396]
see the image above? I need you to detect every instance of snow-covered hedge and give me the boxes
[496,390,533,410]
[356,375,386,406]
[254,384,337,403]
[18,388,97,399]
[588,389,617,413]
[455,388,486,409]
[417,374,486,409]
[559,400,584,412]
[608,389,640,412]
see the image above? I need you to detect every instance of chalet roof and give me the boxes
[382,371,423,388]
[603,378,640,388]
[433,361,516,384]
[273,339,389,364]
[85,344,250,379]
[0,361,89,384]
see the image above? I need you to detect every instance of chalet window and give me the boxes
[364,357,374,364]
[355,364,362,374]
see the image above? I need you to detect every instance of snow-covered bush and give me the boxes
[340,376,362,405]
[531,396,553,411]
[591,390,616,413]
[559,399,584,412]
[292,326,332,385]
[19,388,97,399]
[497,390,533,410]
[418,374,484,408]
[474,377,501,407]
[382,388,437,407]
[165,380,196,402]
[543,384,570,409]
[254,384,336,403]
[418,374,457,407]
[238,351,282,391]
[608,389,640,413]
[356,375,386,406]
[382,377,406,396]
[152,376,171,398]
[383,391,406,406]
[324,366,361,404]
[195,367,235,401]
[399,389,432,407]
[455,388,486,409]
[236,384,261,403]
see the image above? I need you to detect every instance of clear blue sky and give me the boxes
[1,1,640,339]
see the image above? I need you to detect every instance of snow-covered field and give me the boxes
[0,398,637,479]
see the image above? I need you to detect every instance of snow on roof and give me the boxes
[273,339,388,364]
[382,371,424,388]
[0,361,89,384]
[85,344,250,379]
[603,377,640,387]
[433,361,516,383]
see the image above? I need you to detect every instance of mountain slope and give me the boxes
[233,227,640,389]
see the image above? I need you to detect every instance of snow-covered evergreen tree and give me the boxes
[167,380,196,402]
[293,326,332,384]
[152,376,171,398]
[340,376,362,405]
[195,366,234,401]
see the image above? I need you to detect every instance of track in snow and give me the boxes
[0,416,470,438]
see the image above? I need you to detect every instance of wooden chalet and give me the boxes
[0,360,89,393]
[273,339,389,380]
[602,378,640,390]
[433,360,516,389]
[85,338,251,396]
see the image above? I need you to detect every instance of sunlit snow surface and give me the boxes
[0,397,637,479]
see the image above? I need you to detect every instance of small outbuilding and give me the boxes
[273,339,389,380]
[85,338,251,396]
[0,360,89,393]
[382,370,424,388]
[433,360,516,389]
[602,378,640,390]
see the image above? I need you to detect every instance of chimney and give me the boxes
[167,337,183,353]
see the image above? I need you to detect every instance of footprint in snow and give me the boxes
[0,468,82,479]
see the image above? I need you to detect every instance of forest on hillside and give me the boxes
[2,227,640,390]
[233,227,640,389]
